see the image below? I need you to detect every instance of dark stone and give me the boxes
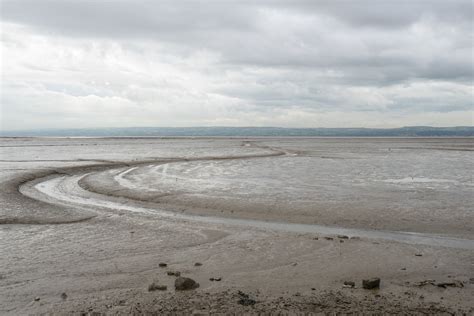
[61,292,68,300]
[337,235,349,239]
[159,263,167,267]
[167,271,181,277]
[209,277,222,281]
[34,297,40,301]
[415,253,423,257]
[237,291,256,306]
[175,277,199,291]
[194,262,203,266]
[362,278,380,289]
[148,282,167,291]
[343,281,355,287]
[436,281,463,288]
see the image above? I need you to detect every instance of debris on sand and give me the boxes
[175,277,199,291]
[210,277,222,282]
[343,281,355,288]
[437,281,464,288]
[60,292,68,300]
[237,291,256,306]
[414,280,435,287]
[337,235,349,239]
[167,271,181,277]
[194,262,203,266]
[148,282,167,292]
[158,263,168,267]
[362,278,381,289]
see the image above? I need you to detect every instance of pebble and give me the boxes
[362,278,381,290]
[167,271,181,277]
[175,277,199,291]
[148,282,167,292]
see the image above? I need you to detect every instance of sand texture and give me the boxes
[1,137,473,314]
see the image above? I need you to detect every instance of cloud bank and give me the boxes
[1,0,473,130]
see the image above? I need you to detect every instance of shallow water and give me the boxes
[26,173,474,250]
[5,137,473,237]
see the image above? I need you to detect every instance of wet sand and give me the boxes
[1,137,473,314]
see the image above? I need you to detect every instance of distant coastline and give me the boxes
[1,126,473,137]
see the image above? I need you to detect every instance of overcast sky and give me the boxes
[1,0,473,130]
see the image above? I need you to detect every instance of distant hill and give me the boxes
[1,126,473,137]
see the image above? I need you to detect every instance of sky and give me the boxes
[1,0,473,130]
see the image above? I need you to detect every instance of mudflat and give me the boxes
[1,137,473,314]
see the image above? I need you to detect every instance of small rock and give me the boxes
[209,277,222,281]
[61,293,68,300]
[337,235,349,239]
[415,253,423,257]
[237,291,256,306]
[194,262,203,267]
[291,262,298,266]
[343,281,355,288]
[401,267,406,271]
[148,282,167,291]
[175,277,199,291]
[324,237,334,241]
[167,271,181,277]
[414,280,435,287]
[159,263,167,267]
[436,281,463,288]
[34,297,40,302]
[362,278,380,289]
[311,288,316,291]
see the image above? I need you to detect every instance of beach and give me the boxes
[1,137,473,314]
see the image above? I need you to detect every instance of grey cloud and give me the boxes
[2,0,472,85]
[1,0,472,130]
